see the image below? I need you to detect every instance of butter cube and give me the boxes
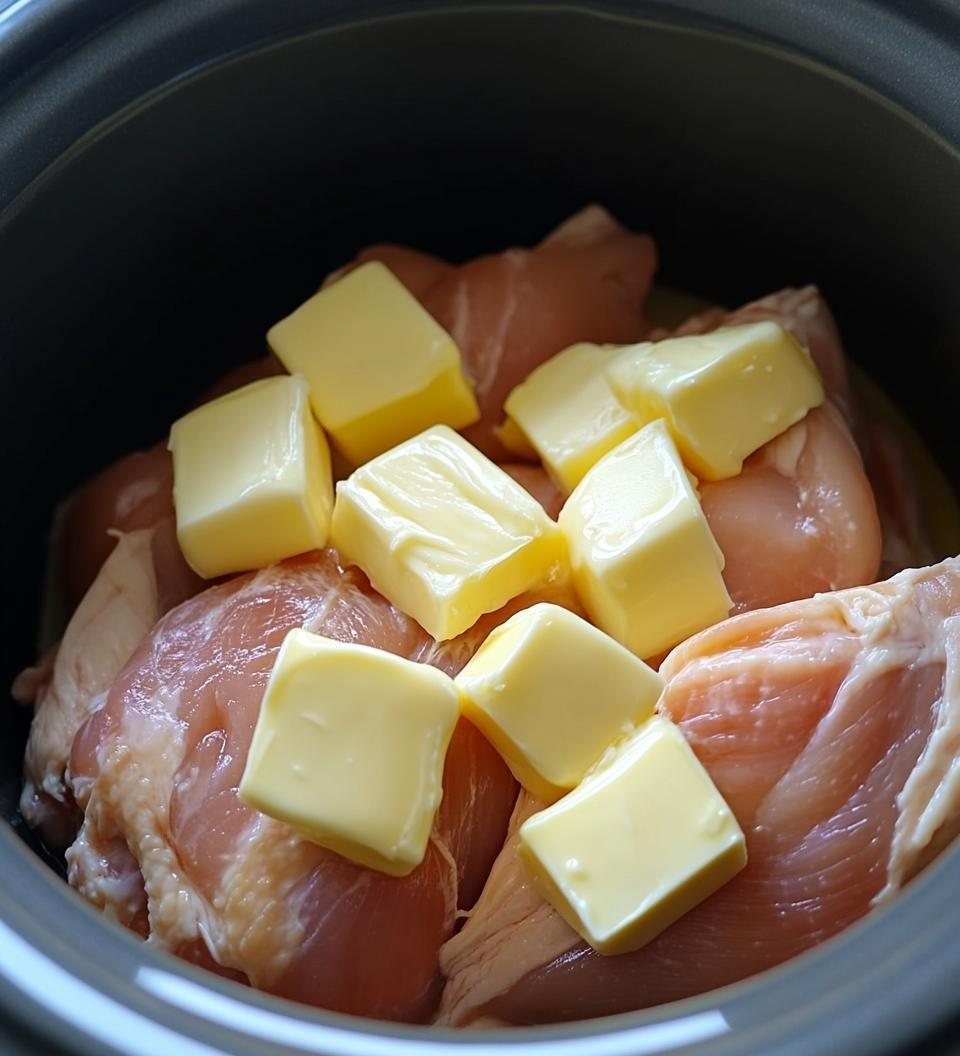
[331,426,564,641]
[519,716,747,955]
[606,321,824,481]
[169,375,333,579]
[456,603,663,801]
[267,261,479,464]
[558,420,730,658]
[239,628,460,876]
[504,343,639,493]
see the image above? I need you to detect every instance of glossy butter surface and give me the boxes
[267,261,479,464]
[331,426,564,640]
[519,716,747,954]
[558,419,730,658]
[239,628,460,876]
[169,375,333,578]
[504,342,638,493]
[456,603,663,801]
[607,321,824,480]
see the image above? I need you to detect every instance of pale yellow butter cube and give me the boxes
[169,375,333,579]
[239,628,460,876]
[519,716,747,955]
[504,343,639,493]
[558,420,730,658]
[606,321,824,481]
[331,426,564,641]
[456,603,663,801]
[267,261,479,464]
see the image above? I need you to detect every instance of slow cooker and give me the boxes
[2,1,960,1053]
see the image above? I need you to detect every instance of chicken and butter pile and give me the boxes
[12,206,960,1026]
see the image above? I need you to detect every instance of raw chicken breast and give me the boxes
[65,550,577,1022]
[15,531,161,846]
[333,206,657,460]
[439,558,960,1025]
[61,445,176,610]
[702,404,881,612]
[865,417,938,577]
[14,519,201,848]
[16,435,201,849]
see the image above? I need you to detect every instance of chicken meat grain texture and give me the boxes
[64,550,584,1021]
[439,558,960,1024]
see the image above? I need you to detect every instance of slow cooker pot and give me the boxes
[2,2,960,1053]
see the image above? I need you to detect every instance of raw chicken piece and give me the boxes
[62,445,175,610]
[66,550,576,1022]
[701,404,881,612]
[439,558,960,1025]
[17,441,201,847]
[865,418,938,577]
[14,520,201,848]
[334,206,657,460]
[15,532,157,845]
[17,375,562,858]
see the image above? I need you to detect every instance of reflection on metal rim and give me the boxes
[0,921,223,1056]
[136,967,730,1055]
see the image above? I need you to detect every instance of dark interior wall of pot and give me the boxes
[2,8,959,825]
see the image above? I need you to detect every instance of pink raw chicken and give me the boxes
[59,445,181,610]
[14,444,202,847]
[63,550,584,1022]
[331,206,658,460]
[438,558,960,1025]
[701,404,881,612]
